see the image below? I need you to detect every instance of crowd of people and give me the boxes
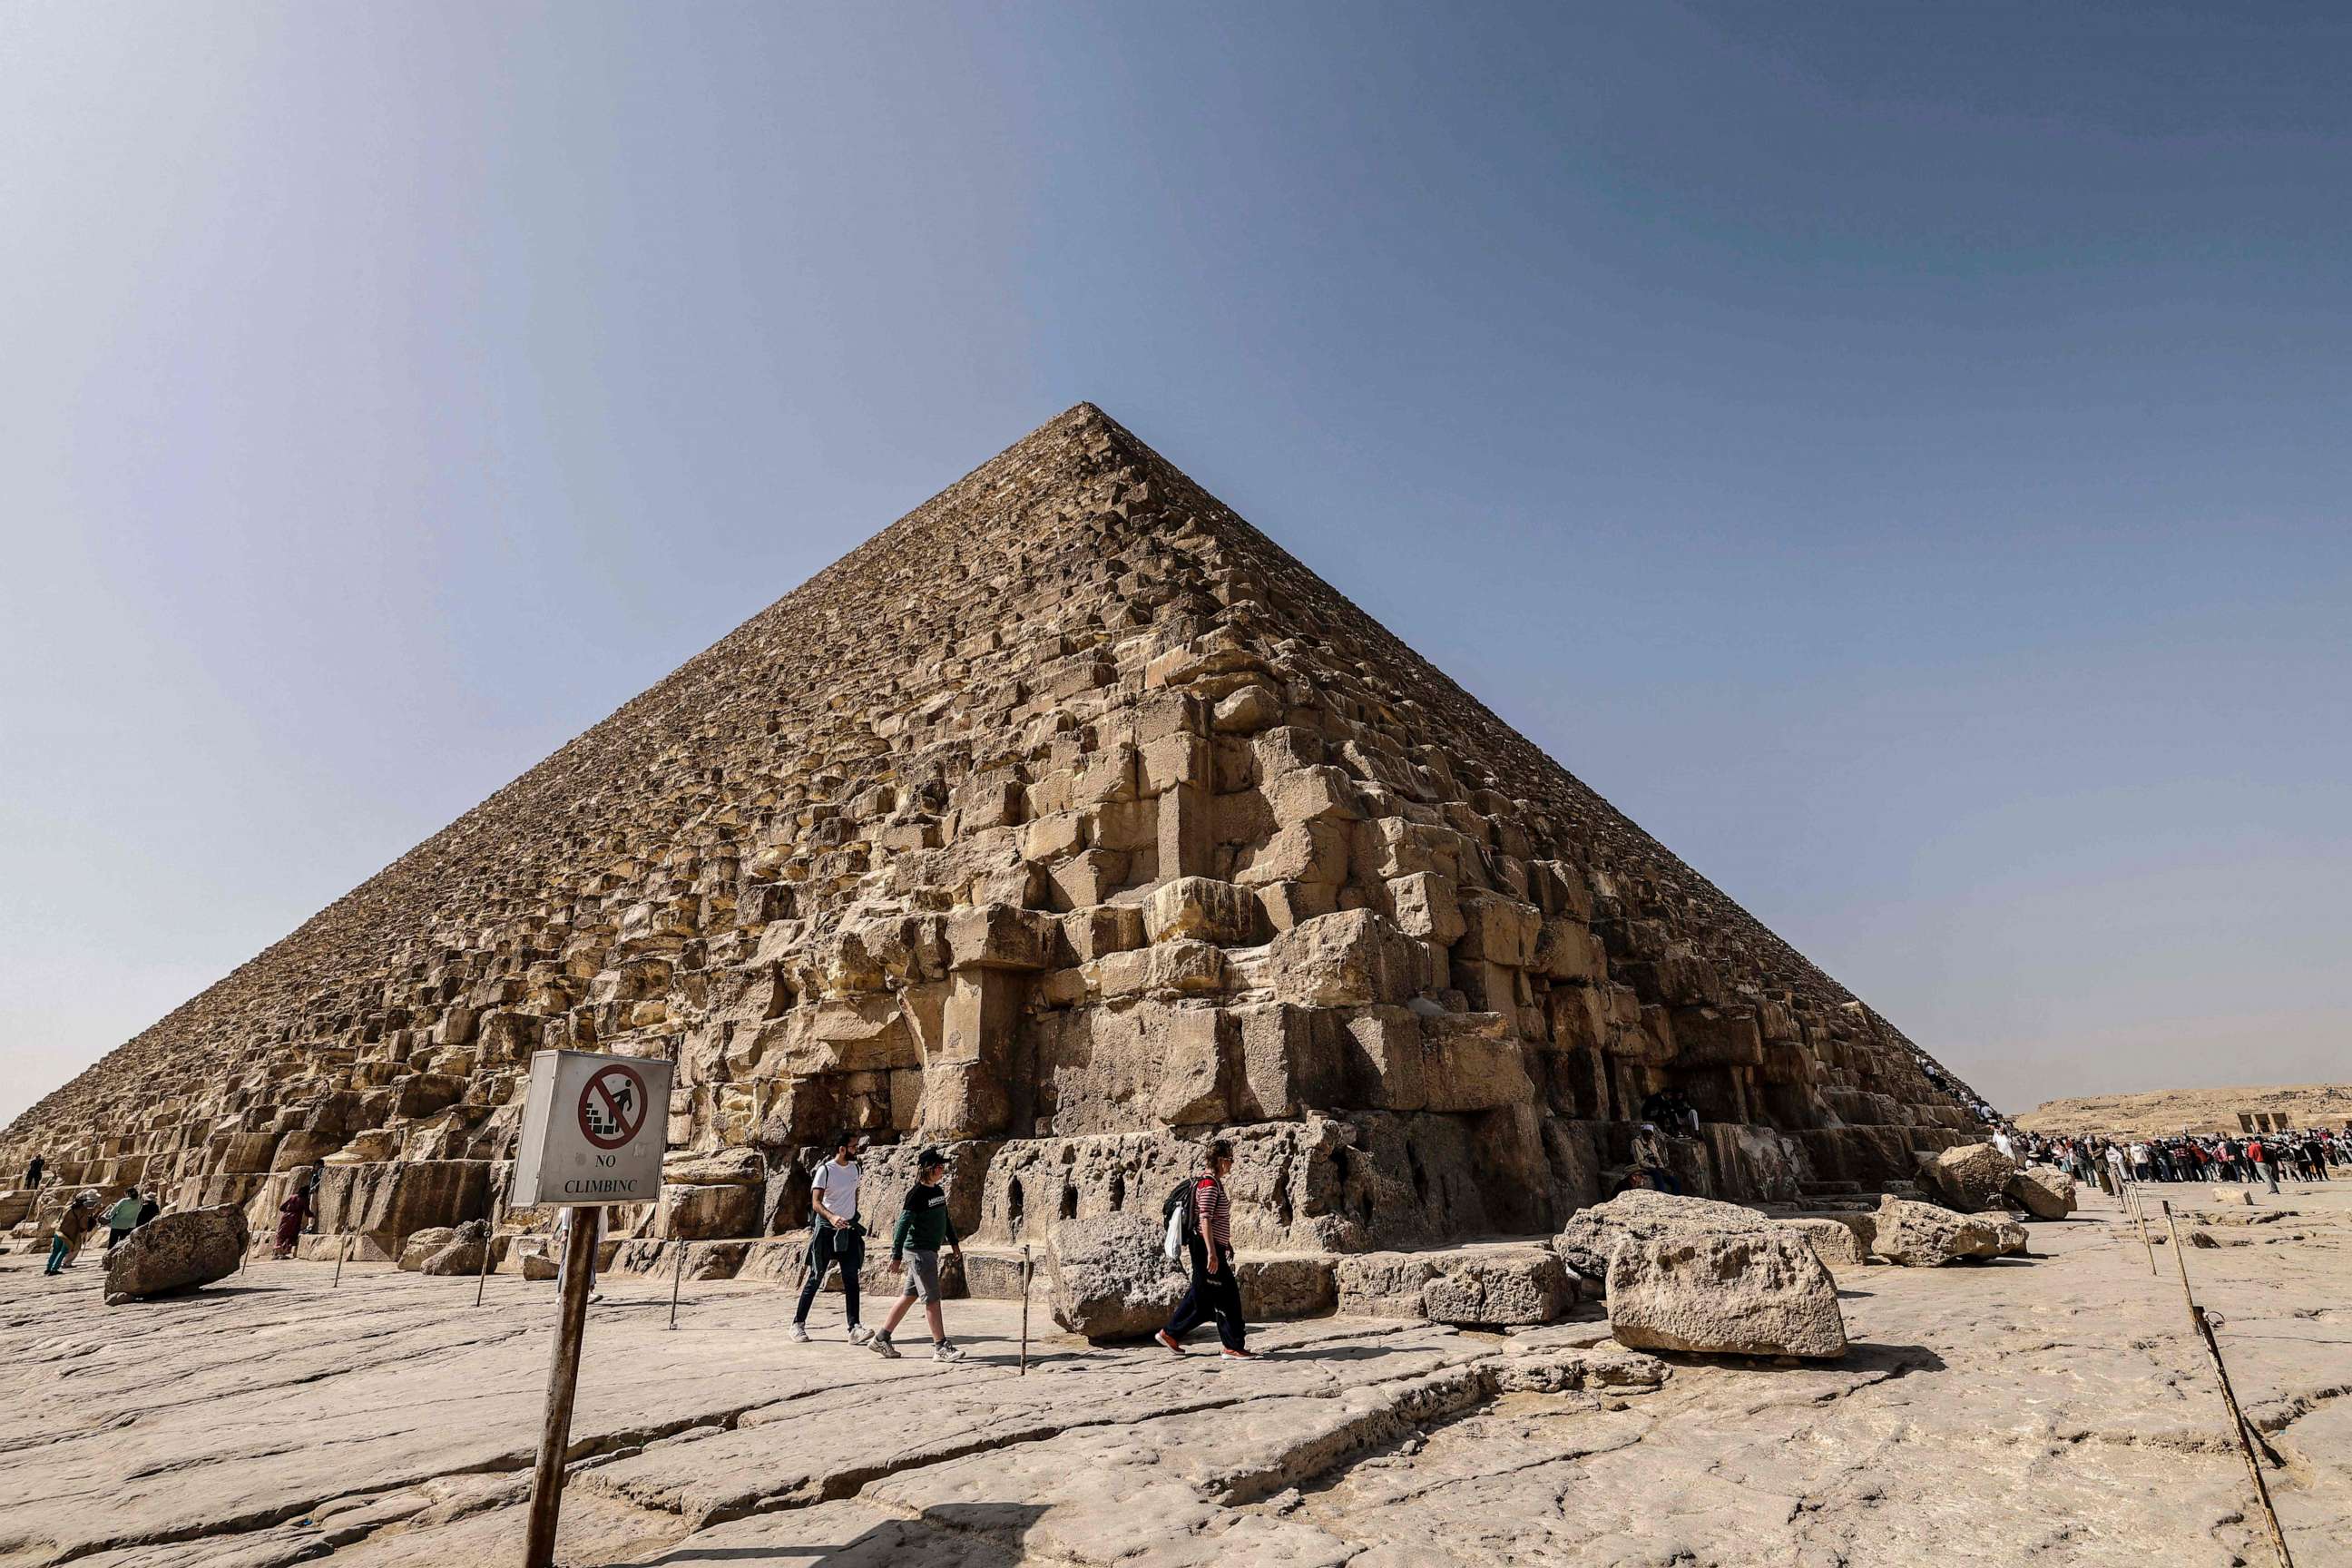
[2014,1126,2347,1198]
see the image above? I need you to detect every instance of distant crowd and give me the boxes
[2011,1126,2345,1198]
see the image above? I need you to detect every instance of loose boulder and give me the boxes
[418,1219,491,1276]
[1553,1190,1777,1282]
[1045,1211,1186,1342]
[104,1205,249,1305]
[1967,1210,2030,1257]
[1605,1231,1846,1359]
[2005,1165,2078,1221]
[1778,1216,1870,1269]
[1871,1196,2010,1265]
[398,1227,456,1270]
[1922,1143,2019,1213]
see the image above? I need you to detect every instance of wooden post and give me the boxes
[523,1210,601,1568]
[669,1240,689,1330]
[1019,1243,1032,1376]
[2161,1202,2296,1568]
[332,1232,354,1289]
[2131,1185,2156,1273]
[475,1228,497,1308]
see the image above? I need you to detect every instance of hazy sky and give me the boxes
[4,5,2347,1125]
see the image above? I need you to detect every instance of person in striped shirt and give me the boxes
[1156,1140,1250,1359]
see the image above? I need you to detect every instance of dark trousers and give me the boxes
[1165,1238,1245,1351]
[794,1223,861,1326]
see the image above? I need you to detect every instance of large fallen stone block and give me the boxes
[1334,1246,1576,1326]
[1044,1211,1188,1342]
[1967,1210,2030,1257]
[1921,1142,2018,1213]
[418,1219,492,1276]
[398,1227,456,1270]
[1777,1216,1870,1269]
[2006,1164,2078,1220]
[1606,1230,1847,1359]
[1553,1189,1777,1281]
[104,1205,249,1305]
[1871,1196,2010,1265]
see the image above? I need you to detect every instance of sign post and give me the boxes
[511,1050,671,1568]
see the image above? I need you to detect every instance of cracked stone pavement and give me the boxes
[3,1184,2345,1568]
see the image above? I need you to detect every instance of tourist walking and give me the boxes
[1155,1139,1250,1360]
[791,1132,872,1346]
[2249,1137,2280,1195]
[24,1153,43,1191]
[44,1194,97,1275]
[869,1146,966,1363]
[103,1189,143,1255]
[2103,1142,2129,1200]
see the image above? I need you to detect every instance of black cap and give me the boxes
[916,1146,947,1171]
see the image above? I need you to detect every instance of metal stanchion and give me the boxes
[2160,1201,2295,1568]
[1019,1243,1032,1376]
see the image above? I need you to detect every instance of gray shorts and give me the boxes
[900,1249,942,1302]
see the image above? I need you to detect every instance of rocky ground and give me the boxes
[2020,1083,2352,1139]
[3,1184,2346,1568]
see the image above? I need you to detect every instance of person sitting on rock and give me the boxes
[1628,1123,1685,1196]
[870,1146,966,1364]
[1156,1139,1250,1360]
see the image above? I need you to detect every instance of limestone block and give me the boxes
[658,1181,761,1240]
[1233,819,1348,888]
[1332,1250,1440,1318]
[1150,1007,1233,1127]
[1340,1006,1426,1112]
[1211,682,1284,733]
[1871,1196,2009,1265]
[1968,1210,2030,1256]
[940,906,1045,975]
[1020,812,1086,862]
[1269,911,1422,1009]
[1148,940,1228,995]
[2006,1164,2078,1220]
[1553,1189,1779,1282]
[1533,919,1607,984]
[1253,879,1338,934]
[1922,1142,2020,1213]
[1140,733,1210,793]
[1047,849,1128,910]
[1045,1210,1188,1341]
[1419,1248,1577,1326]
[1057,904,1147,965]
[1263,765,1362,827]
[1418,1011,1534,1113]
[1455,891,1540,967]
[1607,1231,1847,1359]
[398,1227,456,1270]
[1384,872,1465,946]
[103,1205,250,1305]
[1232,1003,1341,1119]
[1777,1216,1869,1269]
[1145,877,1260,946]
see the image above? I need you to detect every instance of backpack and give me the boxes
[1161,1180,1200,1263]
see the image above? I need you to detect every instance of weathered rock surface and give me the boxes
[2007,1162,2079,1220]
[1873,1195,2011,1265]
[1334,1245,1576,1325]
[103,1205,247,1304]
[417,1219,490,1276]
[1553,1189,1777,1281]
[1606,1230,1847,1358]
[1778,1214,1872,1269]
[1044,1211,1186,1341]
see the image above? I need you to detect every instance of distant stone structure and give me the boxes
[2,405,1987,1267]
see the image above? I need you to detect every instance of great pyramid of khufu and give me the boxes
[2,405,1987,1262]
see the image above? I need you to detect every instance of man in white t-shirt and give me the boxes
[791,1133,873,1345]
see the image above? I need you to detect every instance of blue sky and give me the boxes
[3,4,2347,1122]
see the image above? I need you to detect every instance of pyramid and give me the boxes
[2,405,1987,1259]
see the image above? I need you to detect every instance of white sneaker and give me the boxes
[932,1341,966,1363]
[587,1291,604,1305]
[848,1324,875,1346]
[789,1323,810,1343]
[869,1331,902,1359]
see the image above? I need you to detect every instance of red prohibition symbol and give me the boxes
[578,1062,650,1151]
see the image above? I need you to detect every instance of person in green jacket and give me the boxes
[870,1147,965,1364]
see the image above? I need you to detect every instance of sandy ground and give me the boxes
[2,1181,2345,1568]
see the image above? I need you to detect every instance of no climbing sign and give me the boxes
[511,1050,672,1207]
